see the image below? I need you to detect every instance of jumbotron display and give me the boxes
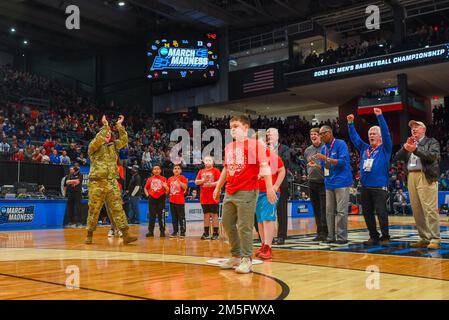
[147,33,219,80]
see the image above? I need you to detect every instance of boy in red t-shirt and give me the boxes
[253,132,285,260]
[213,115,277,274]
[168,165,188,237]
[144,164,169,237]
[195,156,221,240]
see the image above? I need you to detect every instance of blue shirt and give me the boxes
[348,114,392,188]
[50,154,61,165]
[119,148,128,160]
[320,138,353,189]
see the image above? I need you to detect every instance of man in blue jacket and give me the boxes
[312,126,353,244]
[347,108,392,245]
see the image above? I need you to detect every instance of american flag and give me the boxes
[242,68,274,93]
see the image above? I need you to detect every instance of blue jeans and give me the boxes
[128,196,141,223]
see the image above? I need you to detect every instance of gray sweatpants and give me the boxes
[326,187,350,242]
[222,189,259,258]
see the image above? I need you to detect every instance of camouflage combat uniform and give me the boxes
[86,125,129,232]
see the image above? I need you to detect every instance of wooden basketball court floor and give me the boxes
[1,215,449,300]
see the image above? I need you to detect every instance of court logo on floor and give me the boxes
[254,225,449,259]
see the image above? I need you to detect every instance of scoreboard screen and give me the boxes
[147,33,219,81]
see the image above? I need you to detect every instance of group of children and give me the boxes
[142,115,285,274]
[143,157,221,240]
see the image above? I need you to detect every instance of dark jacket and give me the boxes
[127,173,142,197]
[272,143,292,190]
[394,136,440,184]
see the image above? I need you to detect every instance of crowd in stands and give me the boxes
[302,38,390,69]
[0,64,448,200]
[298,20,449,70]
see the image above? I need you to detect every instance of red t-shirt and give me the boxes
[117,165,124,190]
[43,140,55,156]
[224,138,268,195]
[258,149,284,193]
[196,167,221,204]
[168,175,188,204]
[12,153,24,162]
[144,175,167,199]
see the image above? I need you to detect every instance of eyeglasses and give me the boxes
[319,131,330,136]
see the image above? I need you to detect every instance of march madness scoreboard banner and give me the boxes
[147,33,219,81]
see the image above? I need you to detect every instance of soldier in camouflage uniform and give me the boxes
[85,115,138,244]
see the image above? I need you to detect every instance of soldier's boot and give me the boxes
[85,230,93,244]
[121,229,138,244]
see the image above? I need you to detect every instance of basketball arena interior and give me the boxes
[1,0,449,309]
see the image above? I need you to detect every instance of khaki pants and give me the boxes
[222,189,258,258]
[407,172,440,243]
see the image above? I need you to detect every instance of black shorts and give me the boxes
[201,204,219,214]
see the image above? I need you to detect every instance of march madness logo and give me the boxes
[151,47,209,71]
[0,206,35,224]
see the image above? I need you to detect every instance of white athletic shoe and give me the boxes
[235,257,253,274]
[220,256,241,269]
[107,229,115,237]
[117,230,123,238]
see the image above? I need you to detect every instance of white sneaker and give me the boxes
[219,257,241,269]
[107,229,115,237]
[235,257,253,274]
[117,230,123,238]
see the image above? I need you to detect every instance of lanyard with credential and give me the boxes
[325,139,336,158]
[366,145,380,159]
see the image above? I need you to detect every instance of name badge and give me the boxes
[363,159,374,172]
[324,167,330,177]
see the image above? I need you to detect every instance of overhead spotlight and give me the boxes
[425,45,429,48]
[22,54,25,57]
[118,1,125,6]
[379,44,384,47]
[10,27,16,33]
[23,40,29,45]
[311,42,314,46]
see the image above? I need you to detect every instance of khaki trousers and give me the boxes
[407,172,440,243]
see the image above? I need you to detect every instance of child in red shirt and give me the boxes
[168,165,188,237]
[253,132,286,260]
[144,165,169,237]
[195,156,221,240]
[213,115,277,274]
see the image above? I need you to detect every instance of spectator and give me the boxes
[142,147,152,170]
[60,150,71,165]
[119,145,129,167]
[299,192,310,201]
[32,148,43,162]
[394,120,441,249]
[76,152,88,166]
[0,138,10,153]
[11,148,24,161]
[48,150,59,165]
[41,149,50,164]
[315,125,353,244]
[393,189,408,215]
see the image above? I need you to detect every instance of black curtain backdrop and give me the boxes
[0,160,68,191]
